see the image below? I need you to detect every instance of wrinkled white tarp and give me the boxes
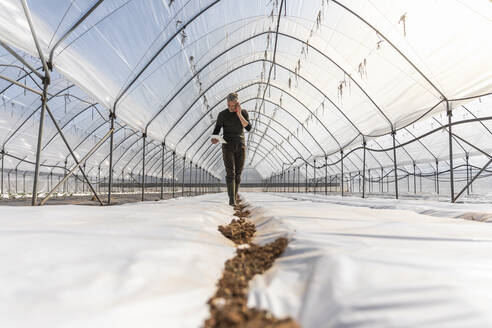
[3,192,492,327]
[0,193,235,328]
[243,192,492,327]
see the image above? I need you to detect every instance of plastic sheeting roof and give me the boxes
[0,0,491,180]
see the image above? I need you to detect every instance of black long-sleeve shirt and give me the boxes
[212,109,251,144]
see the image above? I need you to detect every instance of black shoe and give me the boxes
[226,180,236,206]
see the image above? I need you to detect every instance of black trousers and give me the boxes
[221,142,245,185]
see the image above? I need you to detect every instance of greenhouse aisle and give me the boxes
[2,192,492,327]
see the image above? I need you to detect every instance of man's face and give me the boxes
[227,100,237,112]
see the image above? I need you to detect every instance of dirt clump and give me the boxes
[204,197,300,328]
[218,217,256,245]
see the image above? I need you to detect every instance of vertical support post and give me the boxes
[172,151,175,197]
[340,151,344,196]
[380,167,383,192]
[392,131,398,199]
[189,160,192,196]
[407,169,410,193]
[1,149,3,195]
[31,80,50,206]
[199,167,202,195]
[195,164,198,195]
[63,160,68,193]
[297,166,300,193]
[368,169,371,193]
[22,0,51,206]
[293,167,295,193]
[313,159,316,194]
[141,133,146,201]
[447,101,454,202]
[283,168,286,193]
[108,112,115,204]
[182,157,185,197]
[97,166,101,193]
[305,162,308,193]
[325,156,328,195]
[15,169,18,194]
[413,162,416,194]
[470,163,473,193]
[466,154,470,196]
[420,169,422,192]
[23,172,26,194]
[436,160,440,194]
[362,140,367,198]
[160,143,165,199]
[287,169,290,193]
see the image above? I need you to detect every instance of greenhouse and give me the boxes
[1,0,492,327]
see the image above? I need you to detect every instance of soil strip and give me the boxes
[204,196,300,328]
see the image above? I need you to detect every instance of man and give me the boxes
[211,92,251,206]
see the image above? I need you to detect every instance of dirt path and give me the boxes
[204,196,300,328]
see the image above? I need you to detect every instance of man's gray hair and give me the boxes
[226,92,238,102]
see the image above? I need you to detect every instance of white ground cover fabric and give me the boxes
[243,192,492,327]
[0,194,235,328]
[2,192,492,327]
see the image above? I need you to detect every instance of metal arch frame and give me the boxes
[329,117,492,161]
[139,143,164,193]
[250,0,285,164]
[153,52,363,163]
[180,108,312,165]
[168,56,363,158]
[146,149,184,183]
[172,81,334,154]
[65,122,127,163]
[111,132,146,169]
[176,96,316,164]
[42,104,103,205]
[329,0,446,101]
[0,72,41,96]
[206,141,281,174]
[106,1,222,201]
[403,127,438,162]
[42,103,100,150]
[200,130,291,171]
[0,64,43,92]
[139,141,162,176]
[64,120,109,164]
[1,2,482,200]
[246,97,325,156]
[2,85,74,149]
[70,123,127,167]
[137,22,451,169]
[129,141,160,174]
[203,139,284,174]
[196,125,296,168]
[111,0,221,115]
[247,110,312,156]
[143,33,368,141]
[47,0,105,68]
[462,105,492,137]
[97,129,140,168]
[431,117,468,155]
[0,65,43,94]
